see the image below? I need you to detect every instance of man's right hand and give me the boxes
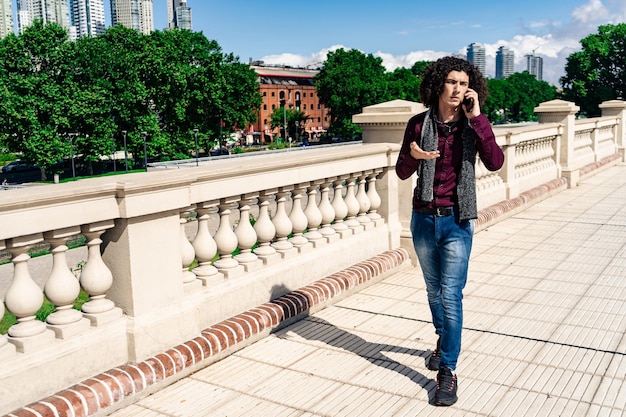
[410,141,440,160]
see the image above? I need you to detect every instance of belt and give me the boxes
[418,206,454,217]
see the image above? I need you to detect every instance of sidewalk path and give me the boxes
[36,163,626,416]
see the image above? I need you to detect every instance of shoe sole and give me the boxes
[434,396,458,406]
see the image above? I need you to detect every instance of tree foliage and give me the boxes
[560,23,626,116]
[270,107,309,140]
[314,49,389,139]
[484,72,557,123]
[0,22,261,178]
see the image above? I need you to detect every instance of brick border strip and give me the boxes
[6,248,410,417]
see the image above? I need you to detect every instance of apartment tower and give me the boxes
[69,0,105,39]
[466,43,486,75]
[0,0,12,38]
[18,0,70,33]
[167,0,192,30]
[525,53,543,81]
[110,0,154,35]
[495,46,514,79]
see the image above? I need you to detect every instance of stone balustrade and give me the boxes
[0,98,624,415]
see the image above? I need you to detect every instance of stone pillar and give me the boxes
[353,99,424,264]
[599,99,626,161]
[534,99,580,188]
[101,210,183,361]
[353,99,426,144]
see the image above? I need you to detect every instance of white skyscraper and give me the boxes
[69,0,105,39]
[32,0,70,29]
[466,42,486,76]
[526,54,543,81]
[495,46,515,79]
[0,0,12,38]
[111,0,154,35]
[16,0,29,34]
[167,0,192,30]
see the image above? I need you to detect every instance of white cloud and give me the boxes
[572,0,609,23]
[261,45,346,68]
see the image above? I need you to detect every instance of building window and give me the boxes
[271,92,275,97]
[263,104,267,110]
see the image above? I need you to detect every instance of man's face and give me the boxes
[439,70,470,109]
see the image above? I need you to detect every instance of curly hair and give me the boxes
[420,56,488,108]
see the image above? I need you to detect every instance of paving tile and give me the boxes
[248,368,343,410]
[107,404,171,416]
[104,163,626,417]
[192,356,283,391]
[233,334,319,368]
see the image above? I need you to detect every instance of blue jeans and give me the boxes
[411,209,474,370]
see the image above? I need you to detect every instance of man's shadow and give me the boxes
[276,313,436,400]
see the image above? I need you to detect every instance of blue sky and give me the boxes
[138,1,622,84]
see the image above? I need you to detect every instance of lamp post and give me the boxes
[122,130,128,173]
[111,135,117,173]
[141,131,147,171]
[295,121,299,146]
[69,133,76,180]
[193,128,199,166]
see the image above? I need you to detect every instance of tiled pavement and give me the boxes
[107,162,626,417]
[22,162,626,417]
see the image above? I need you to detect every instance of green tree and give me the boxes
[560,23,626,116]
[507,72,556,122]
[0,23,262,174]
[411,60,431,77]
[386,67,421,102]
[484,78,516,123]
[270,107,309,140]
[0,20,73,179]
[315,48,389,139]
[483,72,556,123]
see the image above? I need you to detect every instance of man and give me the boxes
[395,56,504,406]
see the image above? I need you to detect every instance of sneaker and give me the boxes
[434,367,458,406]
[426,338,441,371]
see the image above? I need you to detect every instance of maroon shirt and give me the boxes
[396,112,504,211]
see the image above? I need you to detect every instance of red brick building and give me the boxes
[250,65,330,142]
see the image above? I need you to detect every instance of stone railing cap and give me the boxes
[534,99,580,114]
[360,99,426,114]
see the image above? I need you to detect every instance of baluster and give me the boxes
[344,175,363,233]
[0,240,16,358]
[355,171,373,228]
[80,221,123,326]
[192,201,223,285]
[272,186,297,258]
[303,180,325,248]
[213,198,244,277]
[367,169,383,224]
[331,176,350,237]
[318,179,339,243]
[43,227,90,338]
[289,184,312,252]
[0,296,15,358]
[234,194,262,271]
[180,207,199,288]
[254,189,281,265]
[5,234,55,353]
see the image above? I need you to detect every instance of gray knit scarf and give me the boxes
[417,108,478,221]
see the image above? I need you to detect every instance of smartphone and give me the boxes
[463,97,474,112]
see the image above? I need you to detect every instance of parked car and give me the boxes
[2,160,40,173]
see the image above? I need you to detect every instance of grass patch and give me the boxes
[0,290,90,335]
